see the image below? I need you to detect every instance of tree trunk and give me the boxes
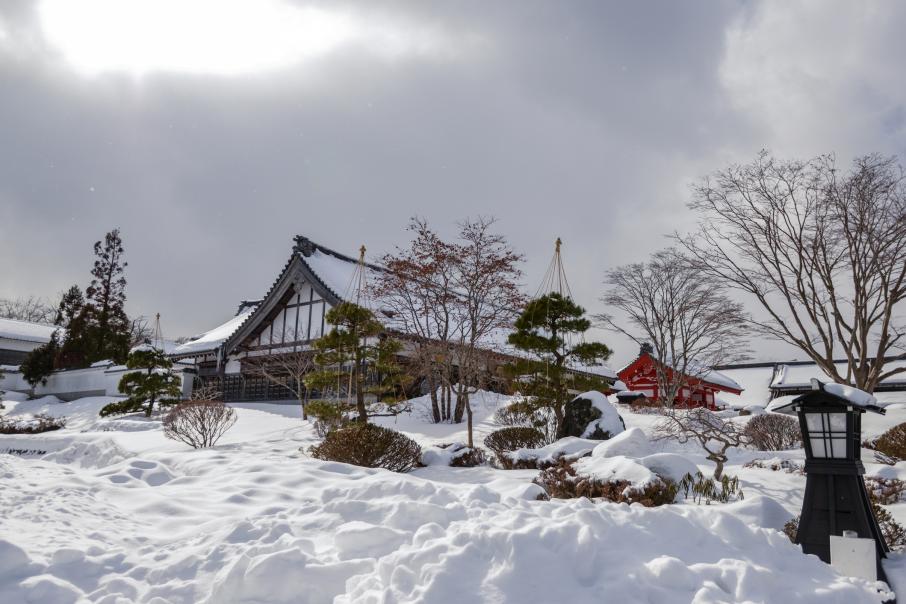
[453,384,466,424]
[465,393,473,448]
[427,371,440,423]
[710,455,725,480]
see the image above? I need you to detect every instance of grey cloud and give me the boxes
[1,1,903,365]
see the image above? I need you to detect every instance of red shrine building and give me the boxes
[617,349,743,410]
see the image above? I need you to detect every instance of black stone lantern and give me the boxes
[775,378,889,581]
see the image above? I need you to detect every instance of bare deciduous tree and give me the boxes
[376,218,461,423]
[653,408,750,479]
[243,350,314,419]
[599,249,749,407]
[451,216,525,446]
[163,401,237,449]
[0,296,56,324]
[679,152,906,392]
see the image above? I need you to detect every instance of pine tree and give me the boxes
[304,302,406,423]
[55,285,84,327]
[20,331,61,387]
[56,285,87,368]
[59,230,132,368]
[83,229,131,364]
[507,293,611,438]
[100,347,181,417]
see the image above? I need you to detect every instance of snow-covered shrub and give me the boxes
[783,516,799,543]
[306,399,350,437]
[421,443,487,467]
[450,445,486,467]
[865,476,906,505]
[743,458,804,474]
[309,423,422,473]
[677,472,744,504]
[484,427,546,467]
[0,414,66,434]
[873,422,906,461]
[873,505,906,551]
[163,401,237,449]
[493,400,557,444]
[533,459,678,506]
[501,437,598,470]
[744,413,801,451]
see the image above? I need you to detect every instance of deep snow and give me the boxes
[1,390,904,603]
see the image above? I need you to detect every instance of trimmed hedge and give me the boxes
[309,423,422,473]
[874,422,906,461]
[484,427,546,457]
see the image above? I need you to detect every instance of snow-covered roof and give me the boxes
[171,305,259,356]
[0,317,57,344]
[772,359,906,389]
[712,365,775,408]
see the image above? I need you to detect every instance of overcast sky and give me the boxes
[2,0,905,367]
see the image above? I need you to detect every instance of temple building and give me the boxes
[169,235,618,402]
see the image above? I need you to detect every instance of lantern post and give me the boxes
[774,379,889,582]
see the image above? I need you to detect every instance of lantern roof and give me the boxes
[771,379,886,415]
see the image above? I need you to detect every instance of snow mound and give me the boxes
[590,427,652,459]
[637,452,699,483]
[97,458,178,487]
[574,454,660,487]
[337,494,890,603]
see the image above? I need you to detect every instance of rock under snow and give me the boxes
[561,390,625,440]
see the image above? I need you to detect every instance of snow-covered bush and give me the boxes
[306,399,350,437]
[493,399,557,444]
[0,413,66,434]
[677,472,744,504]
[163,401,237,449]
[421,443,487,467]
[743,458,804,474]
[866,476,906,505]
[309,423,422,473]
[873,422,906,461]
[744,413,802,451]
[484,427,546,467]
[533,459,679,506]
[502,437,598,470]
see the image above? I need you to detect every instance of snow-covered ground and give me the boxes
[1,390,904,603]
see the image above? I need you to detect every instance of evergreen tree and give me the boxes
[59,230,131,368]
[83,229,131,364]
[507,293,611,438]
[56,285,87,368]
[305,302,406,423]
[100,346,181,417]
[20,331,61,387]
[55,285,84,327]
